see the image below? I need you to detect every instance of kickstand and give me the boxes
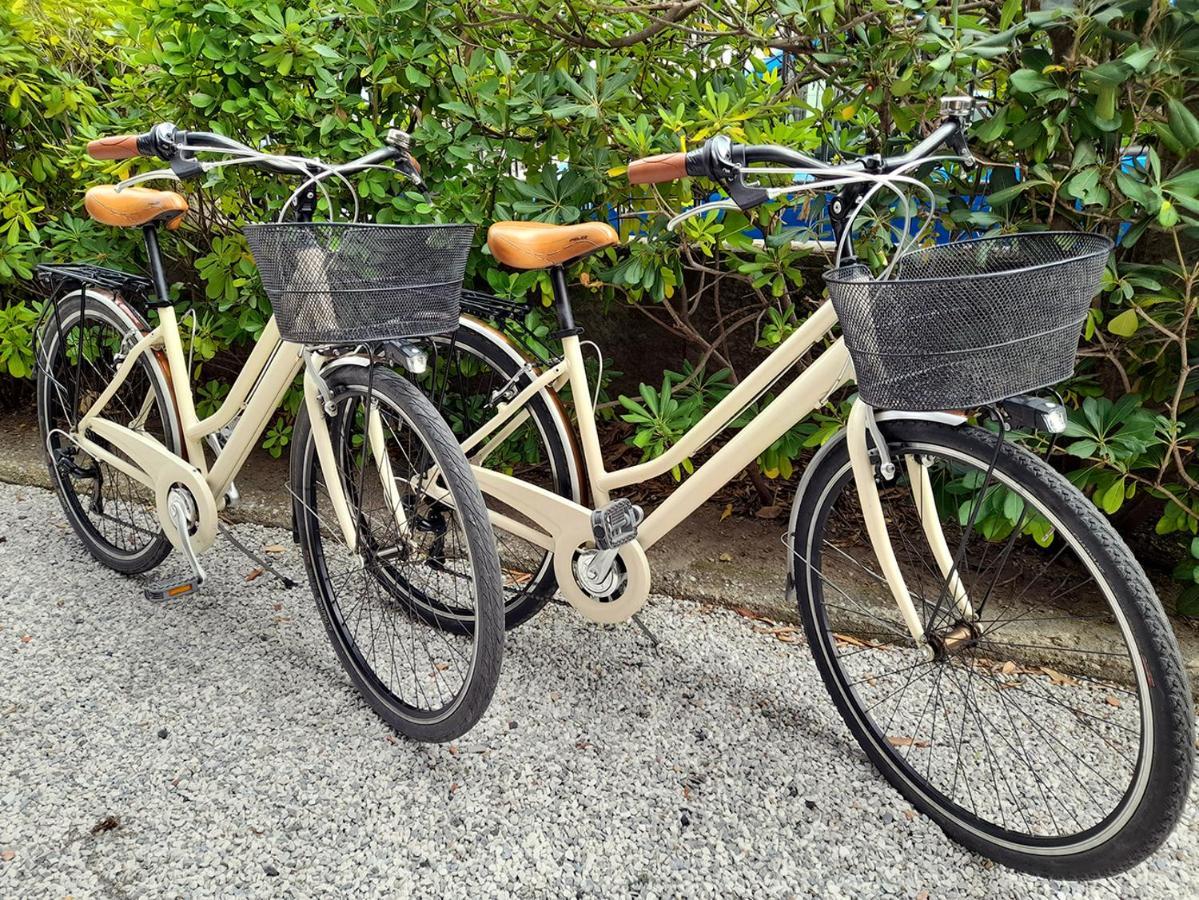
[219,522,298,590]
[631,612,661,648]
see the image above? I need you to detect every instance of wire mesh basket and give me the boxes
[243,223,475,344]
[823,232,1112,410]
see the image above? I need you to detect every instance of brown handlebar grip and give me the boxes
[408,152,422,174]
[627,152,688,185]
[86,135,141,160]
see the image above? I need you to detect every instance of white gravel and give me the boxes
[2,481,1197,898]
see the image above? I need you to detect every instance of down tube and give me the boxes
[638,339,852,549]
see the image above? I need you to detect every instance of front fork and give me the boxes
[302,352,409,556]
[845,400,975,658]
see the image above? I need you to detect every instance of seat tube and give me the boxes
[548,265,608,504]
[142,225,172,307]
[548,266,577,334]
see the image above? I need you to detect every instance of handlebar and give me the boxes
[626,117,970,189]
[85,122,423,182]
[85,134,143,160]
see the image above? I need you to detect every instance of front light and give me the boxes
[1042,404,1068,434]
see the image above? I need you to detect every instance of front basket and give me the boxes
[824,232,1112,410]
[243,223,476,344]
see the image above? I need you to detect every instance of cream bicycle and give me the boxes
[419,100,1192,877]
[35,125,503,741]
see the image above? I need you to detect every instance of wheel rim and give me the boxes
[38,305,172,559]
[800,437,1151,853]
[299,382,482,723]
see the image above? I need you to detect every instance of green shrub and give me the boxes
[0,0,1196,609]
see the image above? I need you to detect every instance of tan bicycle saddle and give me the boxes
[487,220,618,269]
[84,186,188,230]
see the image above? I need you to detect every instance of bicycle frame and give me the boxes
[68,304,302,554]
[457,291,971,645]
[64,296,382,565]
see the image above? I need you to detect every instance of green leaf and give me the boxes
[1121,46,1157,73]
[1100,477,1126,514]
[1082,61,1133,87]
[1167,99,1199,150]
[1009,69,1051,94]
[1178,585,1199,618]
[1066,439,1099,458]
[1115,171,1157,208]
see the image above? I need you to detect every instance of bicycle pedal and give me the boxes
[144,576,202,602]
[591,498,644,549]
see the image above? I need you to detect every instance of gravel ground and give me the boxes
[2,481,1198,898]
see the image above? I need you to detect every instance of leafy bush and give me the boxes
[0,0,1195,608]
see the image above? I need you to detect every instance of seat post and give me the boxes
[142,225,172,307]
[548,265,581,337]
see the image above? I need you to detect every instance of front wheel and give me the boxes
[290,364,504,742]
[790,418,1193,878]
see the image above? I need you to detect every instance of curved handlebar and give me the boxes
[626,118,967,188]
[85,123,421,181]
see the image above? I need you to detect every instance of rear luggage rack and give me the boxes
[35,263,153,299]
[460,289,531,323]
[458,289,557,365]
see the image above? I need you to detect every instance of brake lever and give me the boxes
[169,155,204,181]
[702,136,769,210]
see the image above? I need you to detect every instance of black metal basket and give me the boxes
[823,232,1112,410]
[243,223,475,344]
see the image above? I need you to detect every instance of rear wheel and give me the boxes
[791,418,1193,878]
[35,292,178,574]
[291,364,504,742]
[418,323,580,630]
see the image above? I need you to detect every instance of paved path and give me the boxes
[2,482,1197,898]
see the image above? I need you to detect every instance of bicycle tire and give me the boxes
[421,322,580,630]
[290,364,504,742]
[790,418,1193,878]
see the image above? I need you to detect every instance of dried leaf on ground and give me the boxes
[245,568,264,582]
[90,816,121,834]
[502,568,532,586]
[755,505,782,519]
[1040,666,1078,687]
[833,632,869,648]
[887,735,930,749]
[732,606,773,623]
[262,544,286,554]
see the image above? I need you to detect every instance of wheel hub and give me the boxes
[929,621,979,660]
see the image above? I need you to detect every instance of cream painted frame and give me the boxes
[69,307,308,555]
[459,298,964,644]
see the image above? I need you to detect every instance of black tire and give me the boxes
[290,364,504,742]
[790,418,1193,878]
[35,292,177,575]
[420,323,579,631]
